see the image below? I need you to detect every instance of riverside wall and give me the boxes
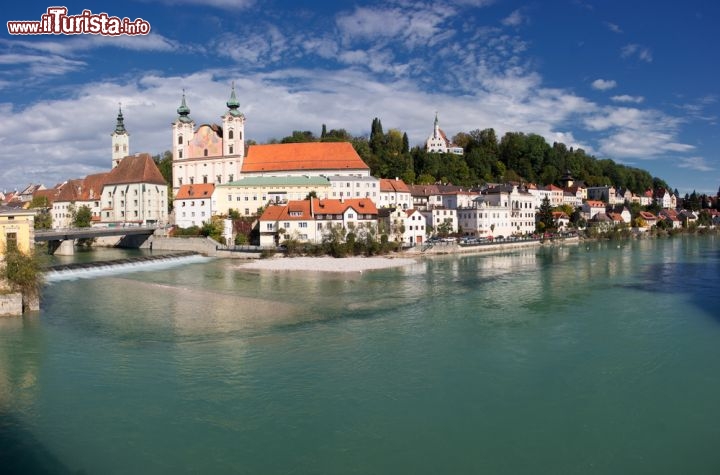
[0,292,22,317]
[405,236,580,256]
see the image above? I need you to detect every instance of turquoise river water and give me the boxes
[1,236,720,474]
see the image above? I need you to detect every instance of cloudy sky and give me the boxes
[1,0,719,194]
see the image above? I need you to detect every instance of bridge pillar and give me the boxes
[54,239,75,256]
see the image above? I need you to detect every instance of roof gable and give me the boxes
[105,153,167,186]
[176,183,215,200]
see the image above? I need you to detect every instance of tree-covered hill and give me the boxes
[270,119,670,193]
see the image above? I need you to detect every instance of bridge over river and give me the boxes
[35,226,158,255]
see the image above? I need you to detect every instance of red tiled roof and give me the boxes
[585,200,605,208]
[259,198,378,222]
[80,173,109,201]
[32,188,61,205]
[105,153,166,186]
[175,183,214,200]
[312,198,378,215]
[639,211,657,220]
[55,178,85,202]
[243,142,369,173]
[380,178,410,193]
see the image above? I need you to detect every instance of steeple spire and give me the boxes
[226,81,241,117]
[177,89,192,123]
[114,103,127,134]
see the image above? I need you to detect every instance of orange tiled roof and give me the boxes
[32,188,61,205]
[379,178,410,193]
[243,142,369,173]
[259,198,378,222]
[175,183,215,200]
[585,200,606,208]
[313,198,378,215]
[80,173,110,201]
[55,178,85,202]
[105,153,166,186]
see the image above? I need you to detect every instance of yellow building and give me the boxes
[213,176,332,217]
[0,209,35,256]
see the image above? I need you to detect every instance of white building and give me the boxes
[328,175,380,201]
[420,208,458,235]
[425,114,463,155]
[100,153,168,226]
[385,208,426,245]
[379,178,412,209]
[258,198,378,247]
[457,184,536,238]
[175,183,214,228]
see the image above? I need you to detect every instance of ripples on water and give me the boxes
[2,236,720,474]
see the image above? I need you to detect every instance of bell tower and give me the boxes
[222,82,245,160]
[111,104,129,168]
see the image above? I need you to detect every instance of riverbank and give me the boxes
[237,255,418,273]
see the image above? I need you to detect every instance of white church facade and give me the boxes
[171,85,246,193]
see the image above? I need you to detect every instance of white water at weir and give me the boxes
[44,254,213,282]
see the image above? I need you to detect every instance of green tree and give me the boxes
[3,248,43,307]
[537,196,554,232]
[281,130,316,143]
[29,195,52,229]
[72,205,92,228]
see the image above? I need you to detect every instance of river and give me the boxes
[1,236,719,474]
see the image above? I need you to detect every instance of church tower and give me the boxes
[222,82,245,161]
[111,105,129,168]
[172,91,195,162]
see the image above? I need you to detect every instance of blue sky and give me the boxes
[1,0,718,195]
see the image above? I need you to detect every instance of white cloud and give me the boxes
[677,156,713,172]
[605,22,622,33]
[621,43,653,62]
[501,9,525,27]
[611,95,644,104]
[591,79,617,91]
[0,53,86,76]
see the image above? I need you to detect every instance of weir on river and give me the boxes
[43,251,211,281]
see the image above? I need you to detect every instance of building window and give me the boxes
[266,223,273,230]
[228,130,234,139]
[204,149,208,157]
[202,176,207,184]
[229,174,234,182]
[284,222,289,228]
[179,150,183,159]
[229,145,234,154]
[299,222,307,228]
[178,136,183,145]
[217,175,222,184]
[5,232,17,251]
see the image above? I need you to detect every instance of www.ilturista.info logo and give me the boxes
[7,7,151,36]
